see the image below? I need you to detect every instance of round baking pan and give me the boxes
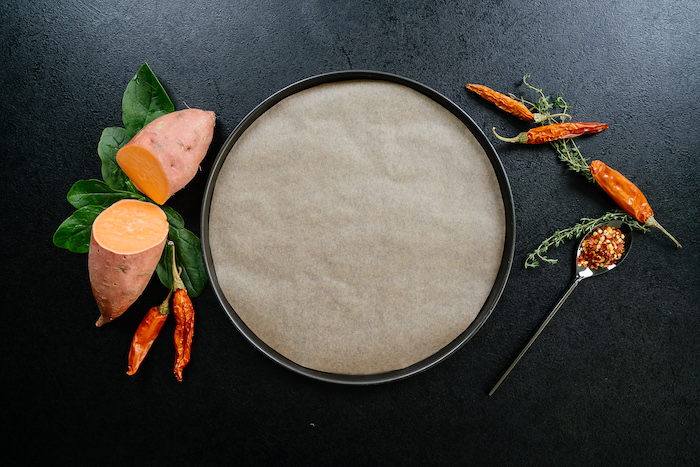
[201,70,515,384]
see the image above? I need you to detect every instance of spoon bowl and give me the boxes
[489,220,633,395]
[576,219,633,279]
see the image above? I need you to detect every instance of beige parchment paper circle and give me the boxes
[208,79,506,375]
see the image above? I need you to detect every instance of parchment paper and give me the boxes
[208,80,506,375]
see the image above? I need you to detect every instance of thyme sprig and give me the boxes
[521,74,594,182]
[486,75,649,267]
[524,212,648,268]
[514,75,638,268]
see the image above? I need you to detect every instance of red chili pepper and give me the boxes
[170,242,195,381]
[492,122,608,144]
[126,290,172,376]
[466,83,570,123]
[590,160,681,248]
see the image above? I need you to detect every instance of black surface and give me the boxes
[3,1,699,465]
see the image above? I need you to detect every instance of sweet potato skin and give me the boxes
[117,108,216,204]
[89,233,167,327]
[88,199,169,327]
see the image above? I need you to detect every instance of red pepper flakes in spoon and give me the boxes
[577,226,626,269]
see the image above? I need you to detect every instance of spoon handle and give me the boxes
[489,276,584,396]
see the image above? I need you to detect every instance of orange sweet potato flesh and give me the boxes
[117,109,216,204]
[88,199,169,327]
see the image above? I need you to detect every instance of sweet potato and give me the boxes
[89,199,169,327]
[116,108,216,205]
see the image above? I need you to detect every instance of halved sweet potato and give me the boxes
[116,108,216,204]
[89,199,169,326]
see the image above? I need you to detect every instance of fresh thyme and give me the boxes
[521,75,594,182]
[474,75,649,267]
[524,212,648,268]
[510,75,637,268]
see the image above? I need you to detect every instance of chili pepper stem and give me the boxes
[169,240,186,290]
[644,216,682,248]
[158,290,173,314]
[492,127,528,144]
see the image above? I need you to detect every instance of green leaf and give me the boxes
[67,179,142,209]
[157,206,206,296]
[156,224,208,298]
[54,63,209,298]
[122,62,174,138]
[97,126,137,191]
[53,205,106,253]
[161,205,185,230]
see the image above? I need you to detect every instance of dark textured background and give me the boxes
[3,1,699,465]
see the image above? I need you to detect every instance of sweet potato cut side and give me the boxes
[117,108,216,205]
[118,146,170,205]
[89,199,169,327]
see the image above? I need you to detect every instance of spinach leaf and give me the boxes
[161,205,185,230]
[55,63,209,297]
[67,179,143,209]
[97,126,137,192]
[53,205,105,253]
[122,62,174,138]
[156,213,208,298]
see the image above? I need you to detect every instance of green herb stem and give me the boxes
[515,76,645,268]
[522,75,593,181]
[525,212,648,268]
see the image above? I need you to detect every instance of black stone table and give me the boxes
[4,1,699,465]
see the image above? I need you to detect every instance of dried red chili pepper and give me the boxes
[466,83,569,122]
[126,290,172,376]
[590,160,681,248]
[492,121,608,144]
[170,242,195,381]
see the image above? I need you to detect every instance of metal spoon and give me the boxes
[489,220,633,396]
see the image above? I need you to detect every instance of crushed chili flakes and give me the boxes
[577,226,625,269]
